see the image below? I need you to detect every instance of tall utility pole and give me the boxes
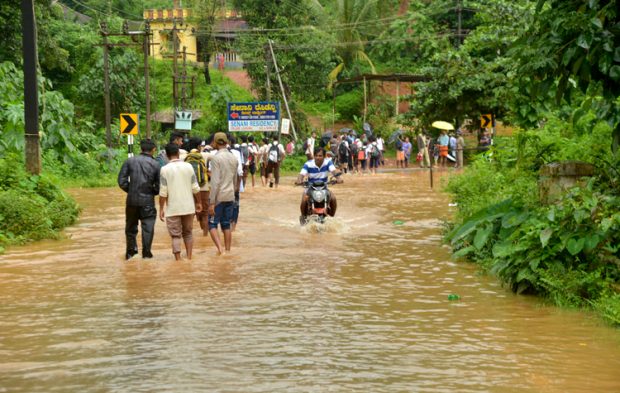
[172,20,179,110]
[264,44,271,101]
[181,46,187,110]
[268,40,297,140]
[21,0,41,174]
[100,21,154,143]
[144,20,152,139]
[101,22,112,147]
[456,0,462,47]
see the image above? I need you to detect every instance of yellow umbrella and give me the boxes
[431,121,454,130]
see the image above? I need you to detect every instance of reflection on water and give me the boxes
[1,171,619,392]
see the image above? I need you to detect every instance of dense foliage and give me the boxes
[445,108,620,325]
[0,155,80,252]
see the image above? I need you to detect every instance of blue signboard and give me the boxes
[227,102,280,132]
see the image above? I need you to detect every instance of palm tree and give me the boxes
[317,0,379,87]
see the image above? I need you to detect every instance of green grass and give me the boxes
[297,101,332,116]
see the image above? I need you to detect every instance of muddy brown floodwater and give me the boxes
[1,171,619,392]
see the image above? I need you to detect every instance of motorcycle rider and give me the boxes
[295,147,343,223]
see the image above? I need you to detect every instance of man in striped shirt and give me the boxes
[295,147,343,222]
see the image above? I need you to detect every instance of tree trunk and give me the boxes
[203,53,211,84]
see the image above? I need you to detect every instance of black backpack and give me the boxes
[339,141,349,157]
[351,142,359,156]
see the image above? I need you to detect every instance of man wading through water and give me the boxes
[118,139,160,260]
[159,143,201,260]
[208,132,239,254]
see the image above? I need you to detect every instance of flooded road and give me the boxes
[1,171,619,392]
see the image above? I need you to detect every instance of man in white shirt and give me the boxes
[305,131,316,160]
[159,143,201,260]
[376,136,385,166]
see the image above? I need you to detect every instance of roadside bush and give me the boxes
[280,153,307,174]
[0,156,80,250]
[445,116,620,325]
[335,89,363,120]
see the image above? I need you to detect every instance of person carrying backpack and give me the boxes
[247,135,258,188]
[337,135,350,173]
[366,136,380,175]
[350,138,359,173]
[266,136,286,188]
[184,137,211,235]
[239,135,251,190]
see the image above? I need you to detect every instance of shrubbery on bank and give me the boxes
[444,119,620,326]
[0,156,80,252]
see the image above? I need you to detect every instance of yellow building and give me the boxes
[143,3,246,67]
[143,7,197,62]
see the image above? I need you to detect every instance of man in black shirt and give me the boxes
[118,139,160,260]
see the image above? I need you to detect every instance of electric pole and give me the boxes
[172,20,179,110]
[101,22,112,147]
[264,44,271,101]
[456,0,462,47]
[21,0,41,174]
[144,20,152,139]
[268,40,297,140]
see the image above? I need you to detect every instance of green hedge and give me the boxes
[0,155,80,252]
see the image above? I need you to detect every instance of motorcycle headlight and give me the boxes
[311,190,326,202]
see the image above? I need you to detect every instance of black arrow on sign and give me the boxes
[481,114,491,128]
[122,114,136,134]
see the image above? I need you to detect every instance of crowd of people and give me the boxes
[119,127,491,260]
[118,131,289,261]
[304,131,388,175]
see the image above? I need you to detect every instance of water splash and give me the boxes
[301,216,349,234]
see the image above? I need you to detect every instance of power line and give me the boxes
[271,33,453,51]
[62,0,143,21]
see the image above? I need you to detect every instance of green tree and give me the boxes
[190,0,221,85]
[510,0,620,153]
[232,0,337,101]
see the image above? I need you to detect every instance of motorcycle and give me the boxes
[297,174,341,226]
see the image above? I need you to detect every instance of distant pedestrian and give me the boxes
[156,131,187,167]
[208,132,239,254]
[449,132,457,159]
[402,137,412,168]
[228,135,244,231]
[266,137,286,188]
[258,137,269,186]
[118,139,160,260]
[358,144,367,174]
[456,130,466,169]
[367,136,380,175]
[185,137,212,236]
[337,135,350,173]
[286,138,295,155]
[247,135,259,188]
[438,130,449,168]
[305,131,316,160]
[416,131,430,168]
[217,53,225,71]
[377,136,386,166]
[159,143,201,260]
[395,135,405,168]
